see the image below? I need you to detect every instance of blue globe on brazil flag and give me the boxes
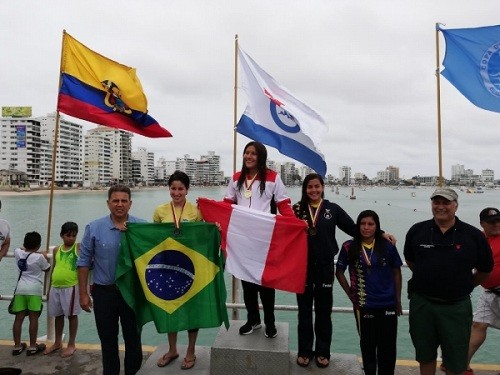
[145,250,195,300]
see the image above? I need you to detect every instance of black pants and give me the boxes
[241,280,275,326]
[92,285,143,375]
[296,281,333,359]
[355,306,397,375]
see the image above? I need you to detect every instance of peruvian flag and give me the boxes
[198,198,308,293]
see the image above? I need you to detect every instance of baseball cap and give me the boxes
[480,207,500,222]
[430,187,458,201]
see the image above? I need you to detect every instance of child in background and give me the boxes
[44,222,80,358]
[11,231,50,356]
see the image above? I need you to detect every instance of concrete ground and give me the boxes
[0,340,499,374]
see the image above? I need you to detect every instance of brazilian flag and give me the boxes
[116,222,229,333]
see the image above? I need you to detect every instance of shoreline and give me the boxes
[0,187,166,197]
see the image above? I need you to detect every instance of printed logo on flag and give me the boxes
[480,44,500,97]
[134,237,219,314]
[264,88,301,133]
[102,80,133,114]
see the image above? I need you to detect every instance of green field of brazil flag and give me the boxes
[116,222,229,333]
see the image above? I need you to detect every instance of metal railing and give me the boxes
[0,252,411,342]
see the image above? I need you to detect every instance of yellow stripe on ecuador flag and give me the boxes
[61,32,147,111]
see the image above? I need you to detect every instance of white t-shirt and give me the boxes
[0,219,10,248]
[14,248,50,296]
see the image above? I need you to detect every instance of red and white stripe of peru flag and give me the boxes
[198,198,308,294]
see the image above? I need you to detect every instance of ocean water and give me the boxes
[0,186,499,363]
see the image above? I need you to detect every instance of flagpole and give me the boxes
[435,23,444,187]
[42,29,66,343]
[45,30,66,255]
[232,34,239,320]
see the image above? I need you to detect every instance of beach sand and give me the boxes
[0,187,164,197]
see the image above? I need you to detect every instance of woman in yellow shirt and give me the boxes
[153,170,202,370]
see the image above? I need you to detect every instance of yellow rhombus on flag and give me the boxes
[116,222,229,333]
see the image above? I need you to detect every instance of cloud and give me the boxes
[1,0,500,179]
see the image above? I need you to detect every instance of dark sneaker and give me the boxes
[239,321,262,335]
[265,325,277,338]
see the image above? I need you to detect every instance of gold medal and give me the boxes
[171,201,185,238]
[243,173,258,199]
[307,199,323,237]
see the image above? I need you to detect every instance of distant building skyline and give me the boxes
[0,112,497,187]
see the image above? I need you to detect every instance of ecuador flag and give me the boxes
[57,31,171,138]
[116,222,228,333]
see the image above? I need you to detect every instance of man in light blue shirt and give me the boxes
[77,185,145,375]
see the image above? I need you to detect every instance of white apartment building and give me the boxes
[176,155,196,181]
[132,147,155,185]
[481,169,494,183]
[155,158,176,182]
[198,151,223,185]
[0,117,42,187]
[281,162,297,185]
[451,164,465,181]
[339,166,352,185]
[376,170,390,183]
[83,127,133,187]
[38,112,83,185]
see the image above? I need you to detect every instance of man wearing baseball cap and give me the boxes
[404,187,493,375]
[464,207,500,374]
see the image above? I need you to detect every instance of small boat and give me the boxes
[349,187,356,200]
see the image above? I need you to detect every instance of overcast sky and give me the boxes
[1,1,500,179]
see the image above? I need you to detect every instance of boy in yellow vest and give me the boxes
[44,222,80,358]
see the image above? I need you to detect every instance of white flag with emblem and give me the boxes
[237,46,328,176]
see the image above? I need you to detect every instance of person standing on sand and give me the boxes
[404,187,493,375]
[77,185,145,375]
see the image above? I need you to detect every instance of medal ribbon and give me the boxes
[361,241,374,267]
[244,173,258,197]
[170,201,186,231]
[307,199,323,230]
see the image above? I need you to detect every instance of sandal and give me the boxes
[157,353,179,367]
[296,355,311,367]
[11,343,27,356]
[181,356,196,370]
[26,343,46,356]
[315,355,330,368]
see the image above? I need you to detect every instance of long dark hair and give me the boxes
[296,173,325,223]
[347,210,385,265]
[236,141,268,196]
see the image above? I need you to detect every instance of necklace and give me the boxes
[307,199,323,236]
[244,173,258,198]
[170,201,186,236]
[361,240,375,267]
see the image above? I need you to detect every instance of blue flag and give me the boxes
[440,24,500,113]
[237,46,328,176]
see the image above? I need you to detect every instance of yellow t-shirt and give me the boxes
[152,201,203,223]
